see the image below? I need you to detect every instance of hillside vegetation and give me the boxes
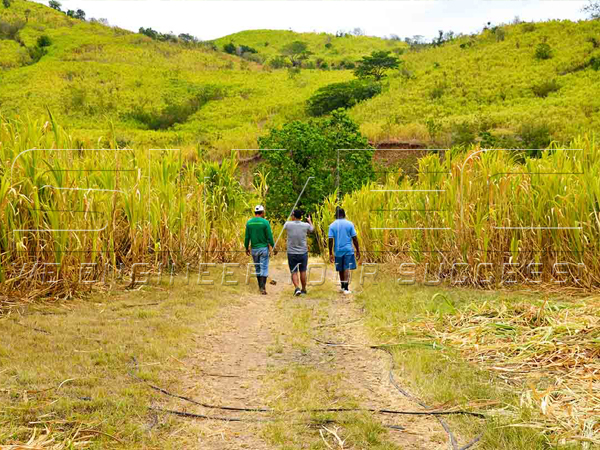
[213,29,405,68]
[1,1,599,153]
[351,20,600,146]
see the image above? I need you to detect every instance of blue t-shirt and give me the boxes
[328,219,357,256]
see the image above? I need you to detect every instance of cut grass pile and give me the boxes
[359,279,600,448]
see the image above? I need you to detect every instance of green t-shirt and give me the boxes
[244,217,275,249]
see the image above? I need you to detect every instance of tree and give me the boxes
[281,41,312,67]
[179,33,198,44]
[583,0,600,19]
[48,0,61,11]
[139,27,159,40]
[354,50,400,81]
[223,42,236,54]
[74,9,85,20]
[258,110,374,220]
[2,0,11,9]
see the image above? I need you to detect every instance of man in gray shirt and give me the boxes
[283,209,314,296]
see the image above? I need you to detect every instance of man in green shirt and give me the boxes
[244,205,275,295]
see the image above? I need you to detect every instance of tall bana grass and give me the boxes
[315,141,600,288]
[0,115,253,298]
[1,114,599,298]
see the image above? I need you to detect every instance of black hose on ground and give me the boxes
[373,345,484,450]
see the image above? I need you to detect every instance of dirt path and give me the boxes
[159,262,461,449]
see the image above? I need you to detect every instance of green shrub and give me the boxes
[534,43,553,60]
[494,27,506,42]
[242,52,263,63]
[223,42,236,54]
[338,59,356,69]
[129,84,225,130]
[268,56,288,69]
[522,22,536,33]
[0,19,24,40]
[27,46,47,64]
[36,35,51,48]
[589,56,600,70]
[306,80,382,116]
[315,58,329,69]
[239,44,257,54]
[519,122,552,154]
[452,122,476,147]
[429,81,447,100]
[531,79,560,98]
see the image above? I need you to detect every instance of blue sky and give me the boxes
[41,1,588,40]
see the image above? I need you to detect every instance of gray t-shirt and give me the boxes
[284,221,314,254]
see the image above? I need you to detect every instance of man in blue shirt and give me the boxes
[328,207,361,294]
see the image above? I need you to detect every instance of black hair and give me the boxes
[335,207,345,219]
[293,209,302,219]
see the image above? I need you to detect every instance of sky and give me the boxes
[40,1,588,41]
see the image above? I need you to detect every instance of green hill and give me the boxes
[213,29,406,67]
[0,1,355,154]
[351,19,600,146]
[1,0,599,154]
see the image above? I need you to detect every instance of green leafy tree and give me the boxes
[179,33,198,44]
[48,0,61,11]
[258,110,374,220]
[2,0,11,9]
[281,41,312,67]
[354,50,400,81]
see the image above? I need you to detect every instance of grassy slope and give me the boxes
[213,28,405,64]
[1,1,600,155]
[352,20,600,144]
[0,1,354,154]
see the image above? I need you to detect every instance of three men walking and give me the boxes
[245,205,360,295]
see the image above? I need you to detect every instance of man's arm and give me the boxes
[352,236,361,261]
[328,238,334,263]
[266,222,276,255]
[306,215,314,232]
[244,223,251,255]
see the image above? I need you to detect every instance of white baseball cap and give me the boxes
[254,205,265,213]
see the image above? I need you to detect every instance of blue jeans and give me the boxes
[251,247,270,277]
